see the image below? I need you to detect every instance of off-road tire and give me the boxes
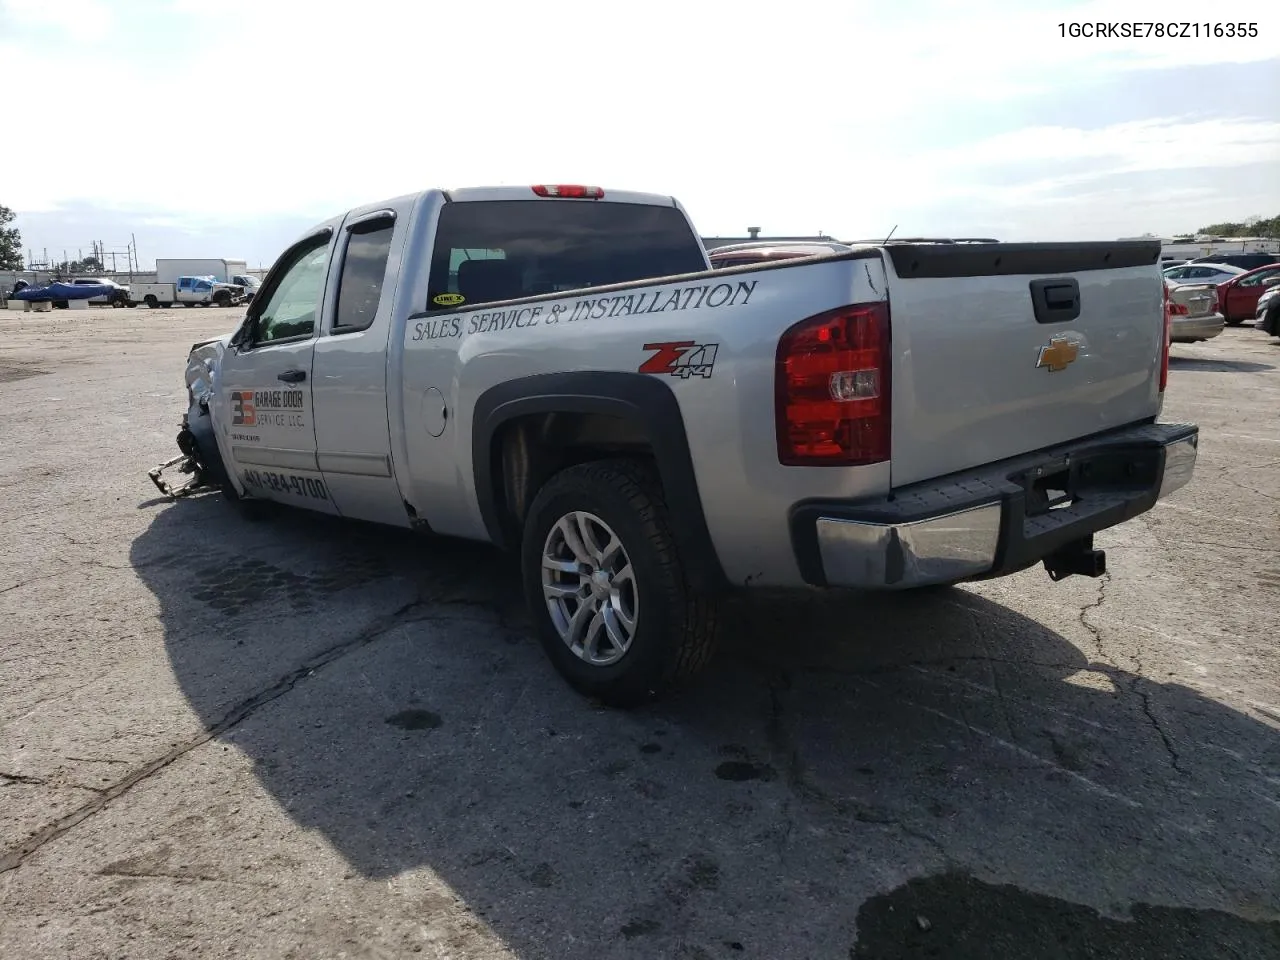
[521,458,721,707]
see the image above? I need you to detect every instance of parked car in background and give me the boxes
[1216,263,1280,324]
[71,277,133,307]
[1253,281,1280,337]
[1165,281,1224,343]
[1191,252,1280,272]
[1162,263,1245,286]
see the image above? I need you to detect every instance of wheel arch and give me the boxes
[471,372,727,593]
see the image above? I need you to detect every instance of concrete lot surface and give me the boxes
[2,307,1278,959]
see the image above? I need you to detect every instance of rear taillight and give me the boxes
[531,185,604,199]
[775,302,890,466]
[1160,284,1172,393]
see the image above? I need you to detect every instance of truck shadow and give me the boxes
[130,496,1280,959]
[1167,355,1274,373]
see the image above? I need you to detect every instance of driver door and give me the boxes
[218,230,340,514]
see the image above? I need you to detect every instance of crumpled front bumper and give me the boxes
[790,421,1199,589]
[147,335,233,498]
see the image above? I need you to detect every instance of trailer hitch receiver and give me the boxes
[1043,535,1107,582]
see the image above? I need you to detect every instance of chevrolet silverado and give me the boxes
[150,184,1199,705]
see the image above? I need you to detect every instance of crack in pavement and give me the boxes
[1131,672,1186,775]
[97,864,271,887]
[1077,572,1114,668]
[1,772,69,788]
[0,595,488,875]
[755,660,950,863]
[1077,573,1186,776]
[970,608,1017,742]
[0,570,66,595]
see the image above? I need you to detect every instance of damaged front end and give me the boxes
[148,425,209,498]
[148,335,234,499]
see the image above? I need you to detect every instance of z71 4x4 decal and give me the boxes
[639,341,719,379]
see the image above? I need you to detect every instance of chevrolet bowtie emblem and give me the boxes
[1036,337,1079,372]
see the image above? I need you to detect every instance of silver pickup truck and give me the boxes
[152,184,1198,705]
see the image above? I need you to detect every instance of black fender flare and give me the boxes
[471,372,727,593]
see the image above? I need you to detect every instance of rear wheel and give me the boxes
[521,458,722,707]
[144,294,159,308]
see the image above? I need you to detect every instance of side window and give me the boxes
[253,239,331,345]
[332,217,395,333]
[1241,270,1278,287]
[195,278,213,292]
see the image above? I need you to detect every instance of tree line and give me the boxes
[1187,214,1280,239]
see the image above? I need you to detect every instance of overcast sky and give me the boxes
[3,0,1277,268]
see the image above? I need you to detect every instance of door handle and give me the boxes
[1029,277,1081,324]
[277,369,306,383]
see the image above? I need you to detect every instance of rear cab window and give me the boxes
[425,200,706,310]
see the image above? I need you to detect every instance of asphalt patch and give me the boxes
[714,760,776,782]
[384,709,442,731]
[852,872,1280,959]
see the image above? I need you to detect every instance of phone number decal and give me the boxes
[242,469,329,500]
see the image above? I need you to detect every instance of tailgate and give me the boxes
[882,241,1165,487]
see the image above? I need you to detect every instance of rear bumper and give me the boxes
[1171,314,1225,342]
[790,421,1198,589]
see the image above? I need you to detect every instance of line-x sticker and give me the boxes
[639,341,719,379]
